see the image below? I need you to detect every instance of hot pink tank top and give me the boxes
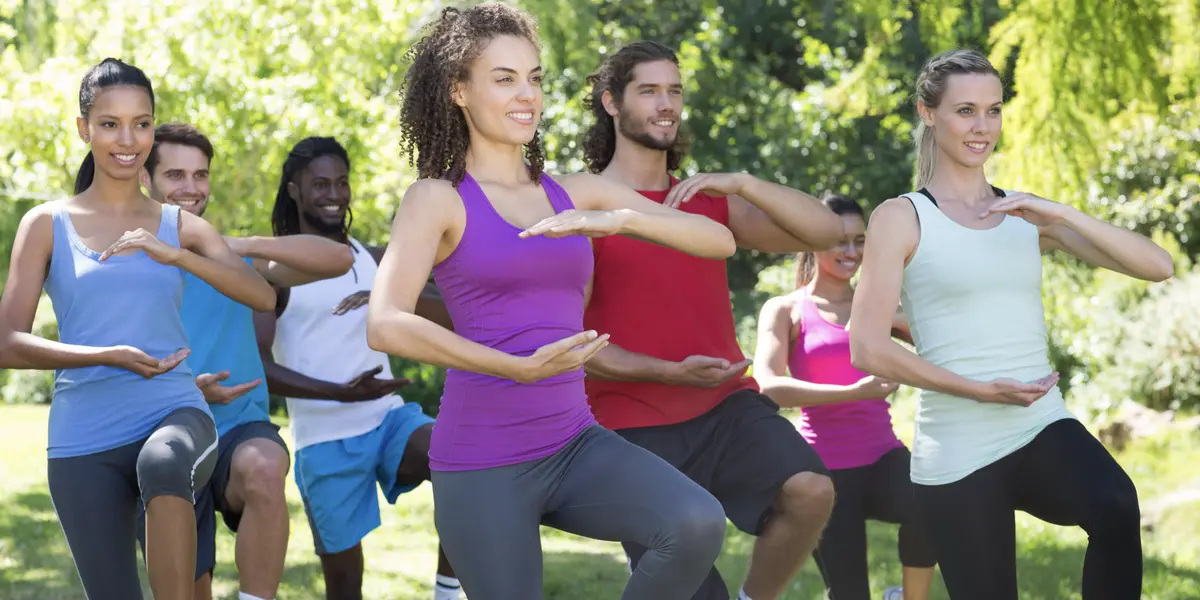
[788,292,904,470]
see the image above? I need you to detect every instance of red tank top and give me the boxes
[584,180,758,430]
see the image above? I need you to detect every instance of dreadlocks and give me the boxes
[271,136,354,238]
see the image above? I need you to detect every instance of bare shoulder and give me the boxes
[15,202,57,242]
[400,178,463,217]
[869,197,919,228]
[555,172,606,204]
[758,293,796,323]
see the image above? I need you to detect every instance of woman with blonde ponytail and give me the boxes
[848,48,1173,599]
[754,195,934,600]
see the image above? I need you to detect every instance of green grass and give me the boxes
[2,402,1199,599]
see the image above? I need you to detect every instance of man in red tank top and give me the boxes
[582,42,845,600]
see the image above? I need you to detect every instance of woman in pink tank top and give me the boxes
[753,195,935,600]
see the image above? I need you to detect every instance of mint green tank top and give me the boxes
[899,190,1073,485]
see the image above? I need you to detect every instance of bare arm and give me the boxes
[727,176,845,253]
[231,235,354,287]
[176,211,276,311]
[252,302,350,400]
[366,244,453,330]
[561,173,736,259]
[753,295,885,407]
[0,207,113,368]
[366,180,603,383]
[1037,204,1174,282]
[579,270,748,385]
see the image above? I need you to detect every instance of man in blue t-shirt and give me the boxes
[138,122,355,600]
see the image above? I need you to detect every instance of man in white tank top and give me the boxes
[252,137,460,600]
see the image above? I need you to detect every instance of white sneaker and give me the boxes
[882,587,904,600]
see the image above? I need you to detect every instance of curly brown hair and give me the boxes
[399,4,545,186]
[582,41,688,174]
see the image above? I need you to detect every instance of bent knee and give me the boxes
[661,491,726,557]
[1087,480,1141,535]
[137,430,217,502]
[232,445,290,505]
[776,471,836,519]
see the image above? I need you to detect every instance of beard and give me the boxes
[617,108,678,151]
[301,208,348,237]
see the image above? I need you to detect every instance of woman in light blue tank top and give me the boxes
[0,59,275,600]
[367,6,741,599]
[848,50,1174,599]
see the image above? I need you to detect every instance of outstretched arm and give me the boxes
[753,295,894,407]
[228,235,354,287]
[174,212,276,311]
[994,195,1176,282]
[663,173,844,253]
[848,198,1056,406]
[367,180,606,383]
[557,173,736,259]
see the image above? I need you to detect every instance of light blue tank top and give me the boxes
[899,190,1074,485]
[44,203,210,459]
[180,260,271,437]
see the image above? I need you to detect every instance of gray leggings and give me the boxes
[432,425,727,600]
[47,407,218,600]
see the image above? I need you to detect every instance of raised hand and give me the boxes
[333,290,371,315]
[518,210,628,239]
[977,372,1060,406]
[104,347,190,379]
[663,173,750,209]
[99,229,185,264]
[979,192,1070,227]
[196,371,263,405]
[852,375,901,398]
[337,365,411,402]
[665,355,753,388]
[510,330,611,384]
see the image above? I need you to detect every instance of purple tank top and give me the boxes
[428,172,597,471]
[789,293,904,470]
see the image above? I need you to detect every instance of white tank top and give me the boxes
[273,238,404,450]
[899,191,1073,485]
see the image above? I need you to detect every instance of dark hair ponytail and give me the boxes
[73,152,97,195]
[795,194,868,289]
[73,58,155,194]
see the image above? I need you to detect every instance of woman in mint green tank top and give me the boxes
[848,49,1173,600]
[0,59,275,599]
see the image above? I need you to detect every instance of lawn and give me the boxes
[1,401,1199,599]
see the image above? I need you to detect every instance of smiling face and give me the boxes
[76,85,155,184]
[453,34,544,147]
[920,72,1004,171]
[814,213,868,282]
[142,143,211,216]
[609,59,683,151]
[288,155,351,236]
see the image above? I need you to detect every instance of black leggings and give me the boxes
[915,418,1142,600]
[812,447,935,600]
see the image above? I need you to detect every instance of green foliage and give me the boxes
[2,0,1200,419]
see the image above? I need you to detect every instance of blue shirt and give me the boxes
[181,257,272,436]
[45,203,210,458]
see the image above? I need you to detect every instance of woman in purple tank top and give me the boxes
[366,5,738,599]
[753,195,935,600]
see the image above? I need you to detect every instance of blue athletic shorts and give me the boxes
[294,403,434,554]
